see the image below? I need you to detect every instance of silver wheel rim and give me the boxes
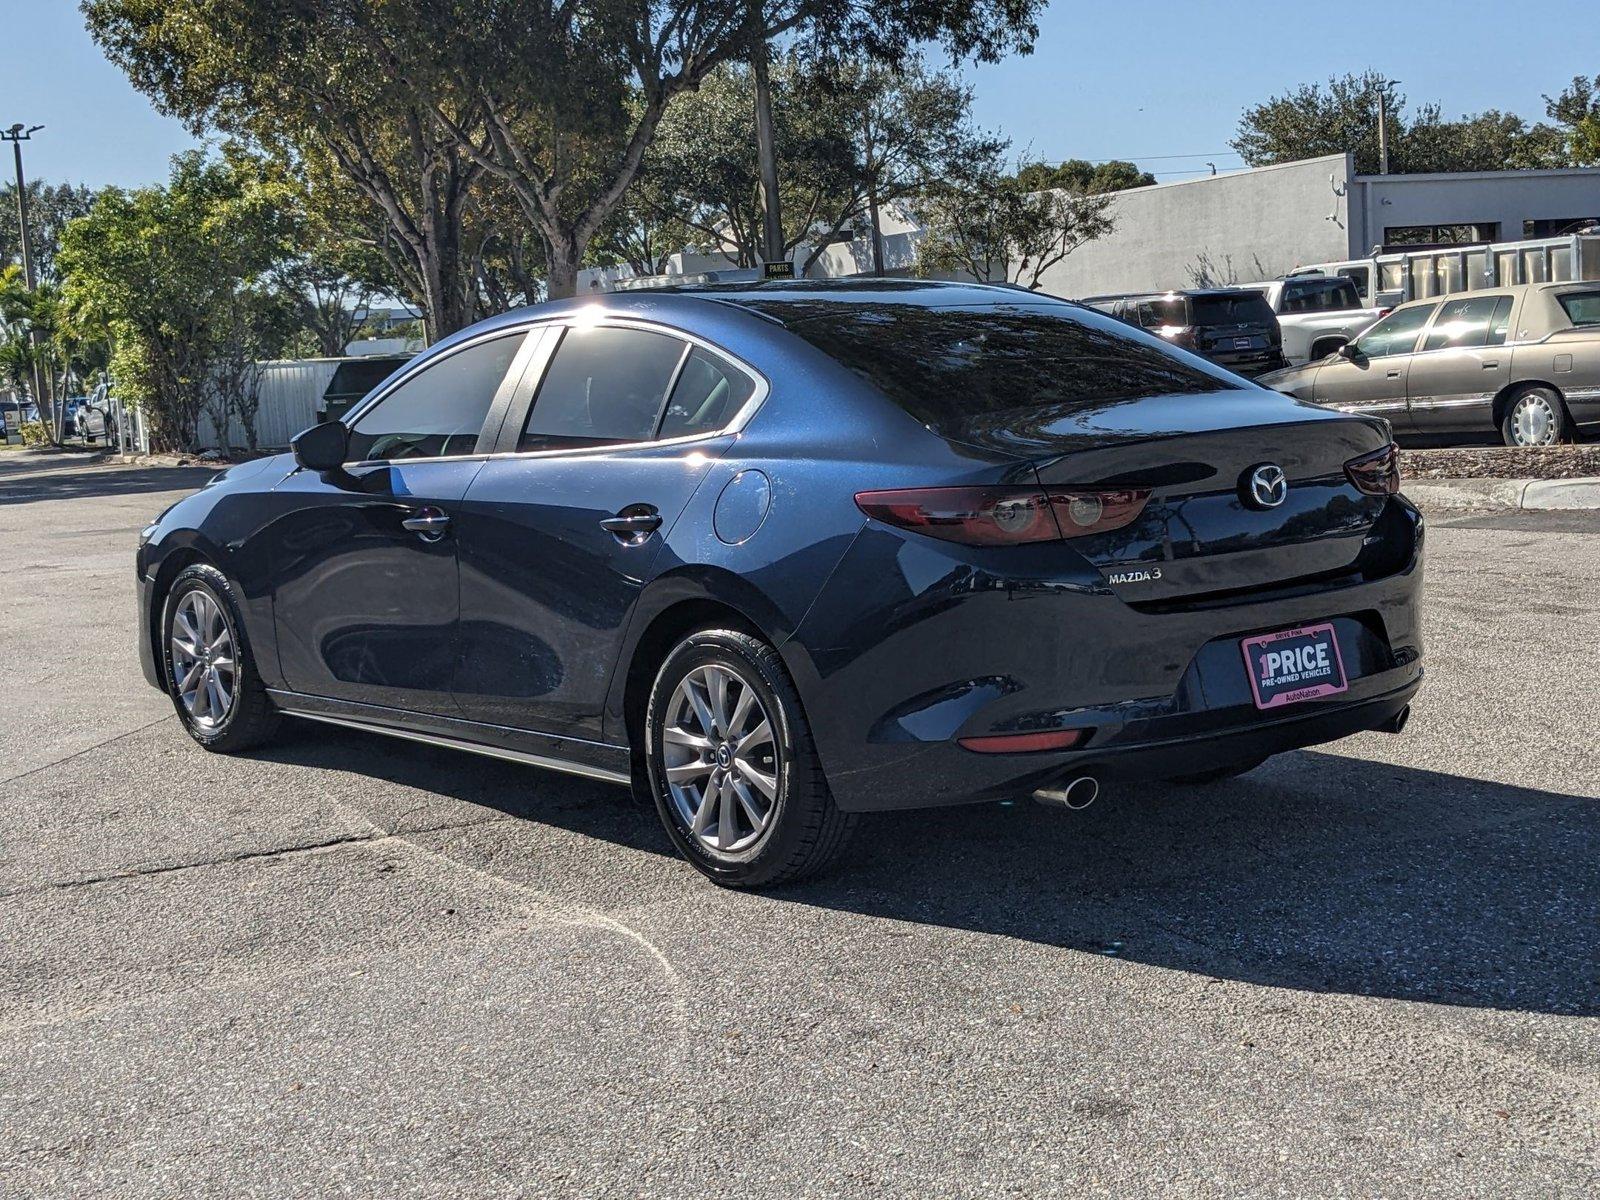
[1511,394,1557,446]
[661,664,779,854]
[170,589,237,731]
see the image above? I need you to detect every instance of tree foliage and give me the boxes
[56,147,296,451]
[1232,71,1573,174]
[1013,159,1155,193]
[85,0,1044,306]
[915,153,1116,289]
[0,181,98,285]
[1546,75,1600,165]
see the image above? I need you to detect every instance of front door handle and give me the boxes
[401,507,451,543]
[600,505,662,540]
[1482,361,1500,369]
[1386,369,1402,378]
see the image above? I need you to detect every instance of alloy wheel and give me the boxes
[661,663,780,854]
[1511,393,1558,446]
[170,589,237,731]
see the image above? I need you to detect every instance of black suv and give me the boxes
[1082,289,1287,377]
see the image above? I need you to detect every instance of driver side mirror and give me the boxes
[1336,342,1360,360]
[291,420,350,473]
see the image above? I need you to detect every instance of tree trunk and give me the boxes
[545,233,582,300]
[751,39,784,265]
[868,190,886,276]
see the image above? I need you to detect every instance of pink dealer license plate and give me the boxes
[1240,622,1349,710]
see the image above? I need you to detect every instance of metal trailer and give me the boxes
[1298,232,1600,310]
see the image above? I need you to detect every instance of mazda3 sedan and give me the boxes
[136,281,1424,887]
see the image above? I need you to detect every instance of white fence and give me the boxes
[195,359,343,452]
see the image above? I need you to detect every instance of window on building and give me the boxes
[1384,223,1500,247]
[1523,218,1600,239]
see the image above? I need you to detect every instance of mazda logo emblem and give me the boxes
[1243,464,1288,509]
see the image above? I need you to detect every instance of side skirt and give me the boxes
[266,689,632,786]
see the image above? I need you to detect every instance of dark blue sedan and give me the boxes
[136,281,1424,886]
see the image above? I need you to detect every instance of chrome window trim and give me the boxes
[340,312,769,470]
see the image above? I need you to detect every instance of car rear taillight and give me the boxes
[1345,443,1401,495]
[854,486,1151,546]
[958,728,1090,754]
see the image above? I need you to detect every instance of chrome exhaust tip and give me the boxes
[1379,705,1411,735]
[1033,776,1100,810]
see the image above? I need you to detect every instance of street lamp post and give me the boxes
[2,122,47,442]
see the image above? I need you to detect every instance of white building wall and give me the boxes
[1031,154,1356,299]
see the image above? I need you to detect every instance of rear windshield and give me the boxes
[1558,290,1600,327]
[742,301,1231,429]
[1188,294,1277,326]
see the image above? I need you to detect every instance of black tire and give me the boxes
[1166,756,1268,786]
[644,628,856,888]
[160,563,280,753]
[1500,386,1570,447]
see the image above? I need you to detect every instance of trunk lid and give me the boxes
[1014,393,1394,607]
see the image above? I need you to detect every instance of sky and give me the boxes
[3,0,1598,190]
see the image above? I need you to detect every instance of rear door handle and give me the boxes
[600,505,662,539]
[401,507,451,542]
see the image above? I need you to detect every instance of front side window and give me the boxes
[1353,304,1437,358]
[1558,290,1600,328]
[1422,296,1508,352]
[520,326,687,451]
[345,333,525,462]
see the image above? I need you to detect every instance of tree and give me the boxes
[0,181,98,285]
[1232,71,1572,174]
[1546,75,1600,165]
[1013,158,1155,194]
[86,0,493,341]
[56,148,296,452]
[915,153,1115,289]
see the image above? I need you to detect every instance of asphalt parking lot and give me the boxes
[2,449,1597,1198]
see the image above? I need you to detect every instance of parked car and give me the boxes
[1,399,39,435]
[63,396,89,434]
[1080,289,1287,376]
[1260,282,1600,446]
[136,280,1423,887]
[76,389,120,448]
[1234,274,1388,366]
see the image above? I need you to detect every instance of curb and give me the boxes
[1403,476,1600,512]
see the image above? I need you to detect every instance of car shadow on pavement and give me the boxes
[0,459,218,506]
[252,725,1597,1017]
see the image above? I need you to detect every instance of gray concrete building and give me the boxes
[1034,152,1600,298]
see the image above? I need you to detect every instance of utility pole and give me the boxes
[750,37,786,273]
[3,123,47,442]
[1375,81,1399,175]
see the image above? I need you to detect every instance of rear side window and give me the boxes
[346,333,524,462]
[1422,296,1511,351]
[1353,304,1437,358]
[658,348,755,439]
[1188,294,1277,327]
[521,326,686,451]
[1558,291,1600,327]
[1134,297,1187,328]
[1282,278,1361,313]
[748,301,1231,433]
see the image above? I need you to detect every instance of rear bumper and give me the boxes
[784,500,1424,813]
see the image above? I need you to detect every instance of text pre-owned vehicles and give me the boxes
[1080,289,1287,377]
[1260,283,1600,446]
[1234,275,1388,366]
[136,281,1424,887]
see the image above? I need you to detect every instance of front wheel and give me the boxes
[1502,387,1569,447]
[644,629,856,887]
[161,563,280,752]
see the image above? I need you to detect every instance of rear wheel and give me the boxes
[645,629,855,887]
[161,563,280,752]
[1501,386,1569,447]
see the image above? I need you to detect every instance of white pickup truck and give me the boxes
[1235,275,1387,366]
